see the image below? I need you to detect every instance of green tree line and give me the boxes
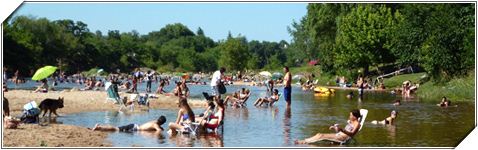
[288,3,474,82]
[4,3,475,83]
[3,16,288,76]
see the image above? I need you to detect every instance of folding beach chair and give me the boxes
[258,93,281,107]
[234,95,250,108]
[105,82,126,111]
[323,109,368,145]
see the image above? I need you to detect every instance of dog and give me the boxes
[39,97,64,118]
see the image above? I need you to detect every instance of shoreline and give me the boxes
[2,89,208,147]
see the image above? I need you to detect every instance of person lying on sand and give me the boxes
[91,115,166,132]
[371,110,397,125]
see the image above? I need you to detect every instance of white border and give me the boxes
[0,0,476,149]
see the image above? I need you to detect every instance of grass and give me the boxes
[289,66,474,101]
[383,71,474,101]
[382,72,427,89]
[417,71,475,101]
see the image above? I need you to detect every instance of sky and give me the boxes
[12,3,307,42]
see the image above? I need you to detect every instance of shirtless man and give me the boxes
[283,66,292,108]
[91,115,166,132]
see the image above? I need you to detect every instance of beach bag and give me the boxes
[218,82,227,94]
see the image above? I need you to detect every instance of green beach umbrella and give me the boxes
[32,66,57,80]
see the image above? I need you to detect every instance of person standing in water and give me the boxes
[283,66,292,108]
[211,67,225,99]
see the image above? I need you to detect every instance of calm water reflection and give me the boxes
[58,85,474,147]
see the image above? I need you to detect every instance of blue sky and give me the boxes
[12,3,307,42]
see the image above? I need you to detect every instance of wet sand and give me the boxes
[2,90,208,147]
[3,124,111,147]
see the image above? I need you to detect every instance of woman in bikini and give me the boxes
[371,110,397,125]
[168,97,195,135]
[253,89,280,107]
[295,109,362,144]
[198,98,225,133]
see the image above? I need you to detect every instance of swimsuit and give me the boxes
[283,86,292,102]
[118,123,139,132]
[205,110,223,129]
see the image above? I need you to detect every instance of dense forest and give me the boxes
[3,3,475,82]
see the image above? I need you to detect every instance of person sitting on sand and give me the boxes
[253,89,280,107]
[168,98,196,135]
[172,82,183,97]
[371,110,397,125]
[119,80,131,90]
[156,79,167,94]
[437,96,451,107]
[4,116,21,129]
[295,109,362,144]
[198,99,225,133]
[34,79,49,93]
[91,115,166,132]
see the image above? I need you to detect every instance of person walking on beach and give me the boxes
[283,66,292,108]
[211,67,225,99]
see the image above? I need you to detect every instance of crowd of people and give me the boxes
[3,65,458,146]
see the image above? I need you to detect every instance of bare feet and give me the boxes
[294,139,306,144]
[92,123,99,131]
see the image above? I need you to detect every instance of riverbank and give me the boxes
[3,124,111,147]
[2,90,208,147]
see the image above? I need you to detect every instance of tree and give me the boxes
[419,4,475,81]
[335,4,399,75]
[218,38,250,71]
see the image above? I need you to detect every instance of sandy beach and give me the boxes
[2,90,208,147]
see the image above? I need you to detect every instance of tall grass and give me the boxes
[417,71,475,101]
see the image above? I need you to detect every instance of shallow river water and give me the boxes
[49,83,475,147]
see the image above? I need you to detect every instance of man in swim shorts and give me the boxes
[92,115,167,132]
[283,66,292,108]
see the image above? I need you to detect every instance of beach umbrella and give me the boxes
[259,71,272,77]
[32,66,57,80]
[272,72,283,78]
[293,74,305,80]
